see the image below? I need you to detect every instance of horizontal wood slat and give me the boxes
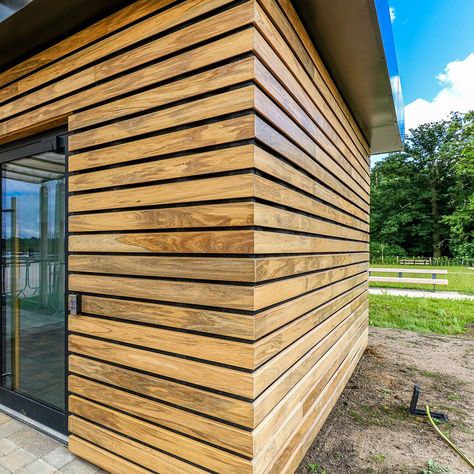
[68,114,256,171]
[68,252,368,283]
[69,173,255,213]
[69,230,367,255]
[68,273,255,310]
[6,0,233,102]
[69,230,255,254]
[69,334,254,397]
[68,202,256,233]
[68,143,255,192]
[69,56,255,131]
[69,396,253,473]
[0,0,369,471]
[0,0,174,90]
[69,416,207,473]
[68,436,149,474]
[69,85,256,151]
[69,354,254,427]
[0,28,256,144]
[69,375,253,456]
[69,314,255,368]
[0,1,255,123]
[79,295,255,340]
[68,254,258,282]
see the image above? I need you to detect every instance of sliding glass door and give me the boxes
[0,129,67,434]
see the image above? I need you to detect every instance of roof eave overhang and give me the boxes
[0,0,404,154]
[292,0,405,154]
[0,0,133,74]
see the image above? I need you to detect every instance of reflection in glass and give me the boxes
[1,152,65,410]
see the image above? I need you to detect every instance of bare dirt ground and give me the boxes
[297,327,474,474]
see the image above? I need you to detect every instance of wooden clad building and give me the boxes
[0,0,403,472]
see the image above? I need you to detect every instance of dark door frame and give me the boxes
[0,127,68,435]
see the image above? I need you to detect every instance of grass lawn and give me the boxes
[369,264,474,294]
[369,294,474,335]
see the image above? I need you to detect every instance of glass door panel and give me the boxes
[1,151,66,412]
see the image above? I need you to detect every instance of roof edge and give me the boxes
[292,0,404,154]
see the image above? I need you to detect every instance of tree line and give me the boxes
[371,111,474,259]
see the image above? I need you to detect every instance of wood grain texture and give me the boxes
[69,230,255,254]
[79,295,255,339]
[254,282,367,366]
[0,1,254,124]
[0,0,175,90]
[69,56,256,131]
[68,436,150,474]
[69,335,254,397]
[254,176,369,233]
[69,396,253,473]
[254,263,367,310]
[68,144,255,192]
[68,254,257,282]
[274,0,370,157]
[256,0,369,163]
[68,202,255,232]
[69,355,254,426]
[254,308,367,426]
[254,53,368,182]
[255,253,368,282]
[68,252,367,283]
[256,275,367,338]
[69,416,207,473]
[69,375,253,455]
[68,114,255,171]
[253,315,367,463]
[69,314,254,368]
[69,85,256,151]
[254,83,369,199]
[0,0,370,471]
[249,3,370,470]
[68,273,255,310]
[0,29,255,143]
[12,0,234,100]
[258,330,367,473]
[254,146,369,219]
[255,116,369,209]
[253,231,368,254]
[254,78,369,194]
[254,296,368,397]
[69,173,255,212]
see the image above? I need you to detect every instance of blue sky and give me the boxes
[3,179,61,238]
[388,0,474,132]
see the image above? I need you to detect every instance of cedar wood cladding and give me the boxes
[0,0,370,472]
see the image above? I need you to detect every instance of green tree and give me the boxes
[371,112,473,257]
[441,112,474,257]
[371,152,433,255]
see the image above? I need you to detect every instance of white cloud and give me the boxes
[405,53,474,131]
[389,7,396,23]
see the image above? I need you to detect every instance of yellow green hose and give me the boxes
[425,405,474,470]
